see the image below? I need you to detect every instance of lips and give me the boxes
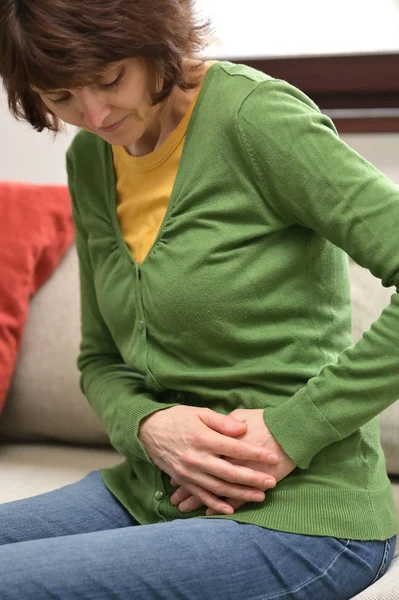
[100,116,126,133]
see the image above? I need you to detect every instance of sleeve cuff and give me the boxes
[263,389,342,469]
[122,394,179,464]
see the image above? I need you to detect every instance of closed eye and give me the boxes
[49,94,71,105]
[100,69,125,89]
[45,67,125,104]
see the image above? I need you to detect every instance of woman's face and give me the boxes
[35,58,162,145]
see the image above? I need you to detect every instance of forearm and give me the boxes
[80,358,178,462]
[263,297,399,470]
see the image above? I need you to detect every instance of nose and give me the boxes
[75,88,111,130]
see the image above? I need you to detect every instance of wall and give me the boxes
[1,1,399,185]
[198,0,399,58]
[0,93,75,185]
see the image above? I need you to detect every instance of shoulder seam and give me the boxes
[218,61,276,84]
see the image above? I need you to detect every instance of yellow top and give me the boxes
[112,89,201,264]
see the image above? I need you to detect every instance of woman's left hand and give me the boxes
[170,408,296,514]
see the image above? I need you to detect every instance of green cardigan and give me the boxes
[67,61,399,540]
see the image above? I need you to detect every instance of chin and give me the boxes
[99,125,144,148]
[94,130,132,147]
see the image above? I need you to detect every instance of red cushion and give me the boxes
[0,182,74,414]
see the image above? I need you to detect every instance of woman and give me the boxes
[0,0,397,598]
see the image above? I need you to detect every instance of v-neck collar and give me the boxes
[104,60,223,267]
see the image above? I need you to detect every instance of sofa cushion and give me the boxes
[0,245,109,446]
[0,182,74,416]
[349,259,399,476]
[0,443,122,503]
[391,478,399,512]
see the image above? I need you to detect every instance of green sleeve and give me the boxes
[238,80,399,469]
[66,146,178,464]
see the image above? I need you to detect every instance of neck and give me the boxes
[125,60,209,157]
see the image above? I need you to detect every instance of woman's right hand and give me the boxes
[139,406,278,514]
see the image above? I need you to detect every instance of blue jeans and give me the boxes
[0,471,395,600]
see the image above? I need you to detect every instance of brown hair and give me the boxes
[0,0,211,132]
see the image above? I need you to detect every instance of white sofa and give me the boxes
[0,243,398,599]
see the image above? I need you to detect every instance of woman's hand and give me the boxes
[170,408,295,514]
[139,406,279,515]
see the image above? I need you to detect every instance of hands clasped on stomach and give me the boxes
[139,406,295,516]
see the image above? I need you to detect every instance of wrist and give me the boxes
[139,410,161,441]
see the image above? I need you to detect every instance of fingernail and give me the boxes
[252,492,265,502]
[264,479,275,488]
